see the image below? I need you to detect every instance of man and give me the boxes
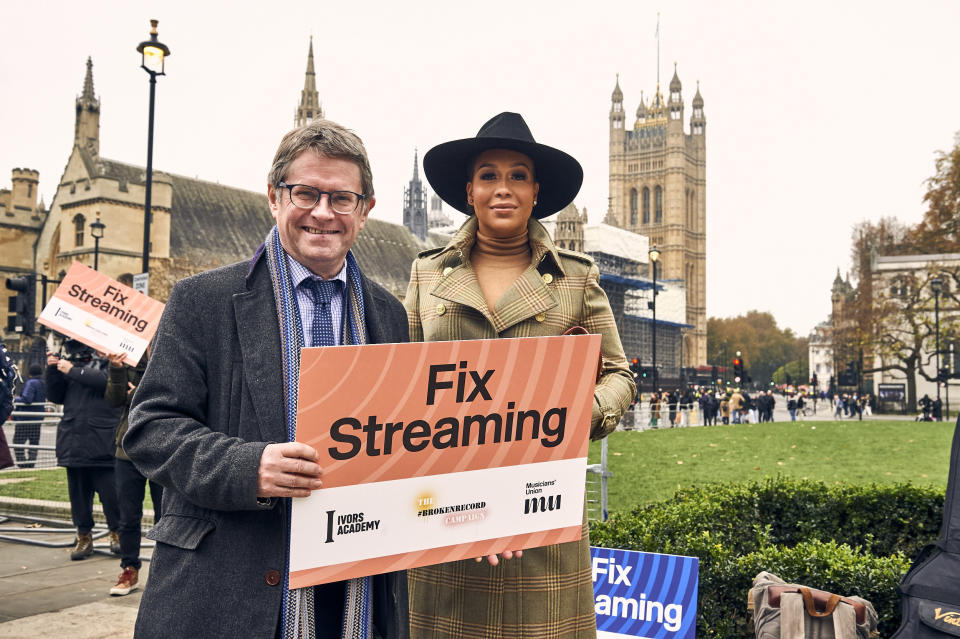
[105,350,160,596]
[13,363,45,468]
[125,120,410,638]
[46,341,122,559]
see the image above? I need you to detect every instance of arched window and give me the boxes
[629,189,638,226]
[73,214,85,247]
[642,187,650,224]
[654,186,663,223]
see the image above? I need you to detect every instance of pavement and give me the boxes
[0,503,152,639]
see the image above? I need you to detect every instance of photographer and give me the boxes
[46,340,122,560]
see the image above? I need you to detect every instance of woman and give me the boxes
[404,112,635,638]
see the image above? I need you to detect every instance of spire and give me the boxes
[403,148,427,240]
[669,62,681,94]
[81,57,97,107]
[693,80,704,108]
[611,73,623,103]
[295,36,323,127]
[74,57,101,156]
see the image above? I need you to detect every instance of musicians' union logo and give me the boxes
[524,494,561,514]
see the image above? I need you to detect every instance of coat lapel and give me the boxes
[233,261,286,443]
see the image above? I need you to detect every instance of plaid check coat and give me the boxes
[404,216,635,638]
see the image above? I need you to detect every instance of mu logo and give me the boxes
[524,494,561,514]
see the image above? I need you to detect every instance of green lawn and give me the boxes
[588,419,954,513]
[0,467,156,510]
[2,420,952,519]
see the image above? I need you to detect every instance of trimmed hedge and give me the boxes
[589,478,944,638]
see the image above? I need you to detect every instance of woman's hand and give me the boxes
[475,549,523,566]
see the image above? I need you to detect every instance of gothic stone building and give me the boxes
[3,46,429,351]
[606,66,706,367]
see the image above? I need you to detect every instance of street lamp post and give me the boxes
[136,19,170,275]
[90,215,105,271]
[648,246,660,393]
[932,277,943,419]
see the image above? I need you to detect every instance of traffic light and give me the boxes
[732,357,744,383]
[5,273,36,335]
[630,357,640,378]
[711,365,718,382]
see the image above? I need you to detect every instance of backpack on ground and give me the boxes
[891,414,960,638]
[750,571,878,639]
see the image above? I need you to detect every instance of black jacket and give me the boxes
[47,358,123,468]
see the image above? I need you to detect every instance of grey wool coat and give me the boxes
[124,247,410,639]
[404,217,635,639]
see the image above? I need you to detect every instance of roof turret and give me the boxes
[611,73,623,102]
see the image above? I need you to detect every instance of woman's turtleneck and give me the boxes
[471,226,532,310]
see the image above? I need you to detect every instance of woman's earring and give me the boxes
[534,199,538,206]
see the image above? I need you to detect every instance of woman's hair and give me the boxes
[268,119,374,198]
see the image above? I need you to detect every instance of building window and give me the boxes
[655,185,663,223]
[630,189,638,226]
[642,187,650,224]
[73,214,85,247]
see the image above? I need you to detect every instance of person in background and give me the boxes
[105,351,161,596]
[13,363,45,468]
[47,340,122,560]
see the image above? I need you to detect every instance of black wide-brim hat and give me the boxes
[423,112,583,219]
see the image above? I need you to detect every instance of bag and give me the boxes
[750,571,878,639]
[0,342,18,423]
[891,414,960,638]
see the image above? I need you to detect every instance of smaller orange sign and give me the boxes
[37,262,164,366]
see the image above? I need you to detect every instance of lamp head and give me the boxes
[648,246,660,262]
[931,277,944,295]
[90,215,105,239]
[137,19,171,75]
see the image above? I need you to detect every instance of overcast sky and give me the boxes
[2,1,959,338]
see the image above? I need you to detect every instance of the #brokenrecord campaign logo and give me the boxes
[323,510,381,543]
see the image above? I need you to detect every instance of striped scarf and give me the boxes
[264,226,371,639]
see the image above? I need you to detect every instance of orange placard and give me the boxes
[289,334,602,588]
[37,261,164,366]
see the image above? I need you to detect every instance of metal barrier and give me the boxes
[2,403,63,471]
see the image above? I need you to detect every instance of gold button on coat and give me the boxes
[535,312,546,322]
[436,304,446,316]
[541,273,554,284]
[442,267,453,277]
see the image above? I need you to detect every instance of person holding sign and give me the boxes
[404,112,636,637]
[124,119,410,639]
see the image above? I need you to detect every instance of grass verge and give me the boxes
[588,419,953,512]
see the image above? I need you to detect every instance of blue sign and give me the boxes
[591,546,699,639]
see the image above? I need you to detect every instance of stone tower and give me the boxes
[75,57,100,156]
[608,64,706,366]
[295,37,323,127]
[402,150,427,240]
[554,203,586,253]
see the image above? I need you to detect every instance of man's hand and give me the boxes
[56,359,74,375]
[475,549,523,566]
[107,352,126,368]
[47,352,59,367]
[257,442,323,498]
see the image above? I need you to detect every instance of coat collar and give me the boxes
[433,216,566,277]
[427,216,565,333]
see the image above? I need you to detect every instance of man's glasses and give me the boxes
[277,182,366,215]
